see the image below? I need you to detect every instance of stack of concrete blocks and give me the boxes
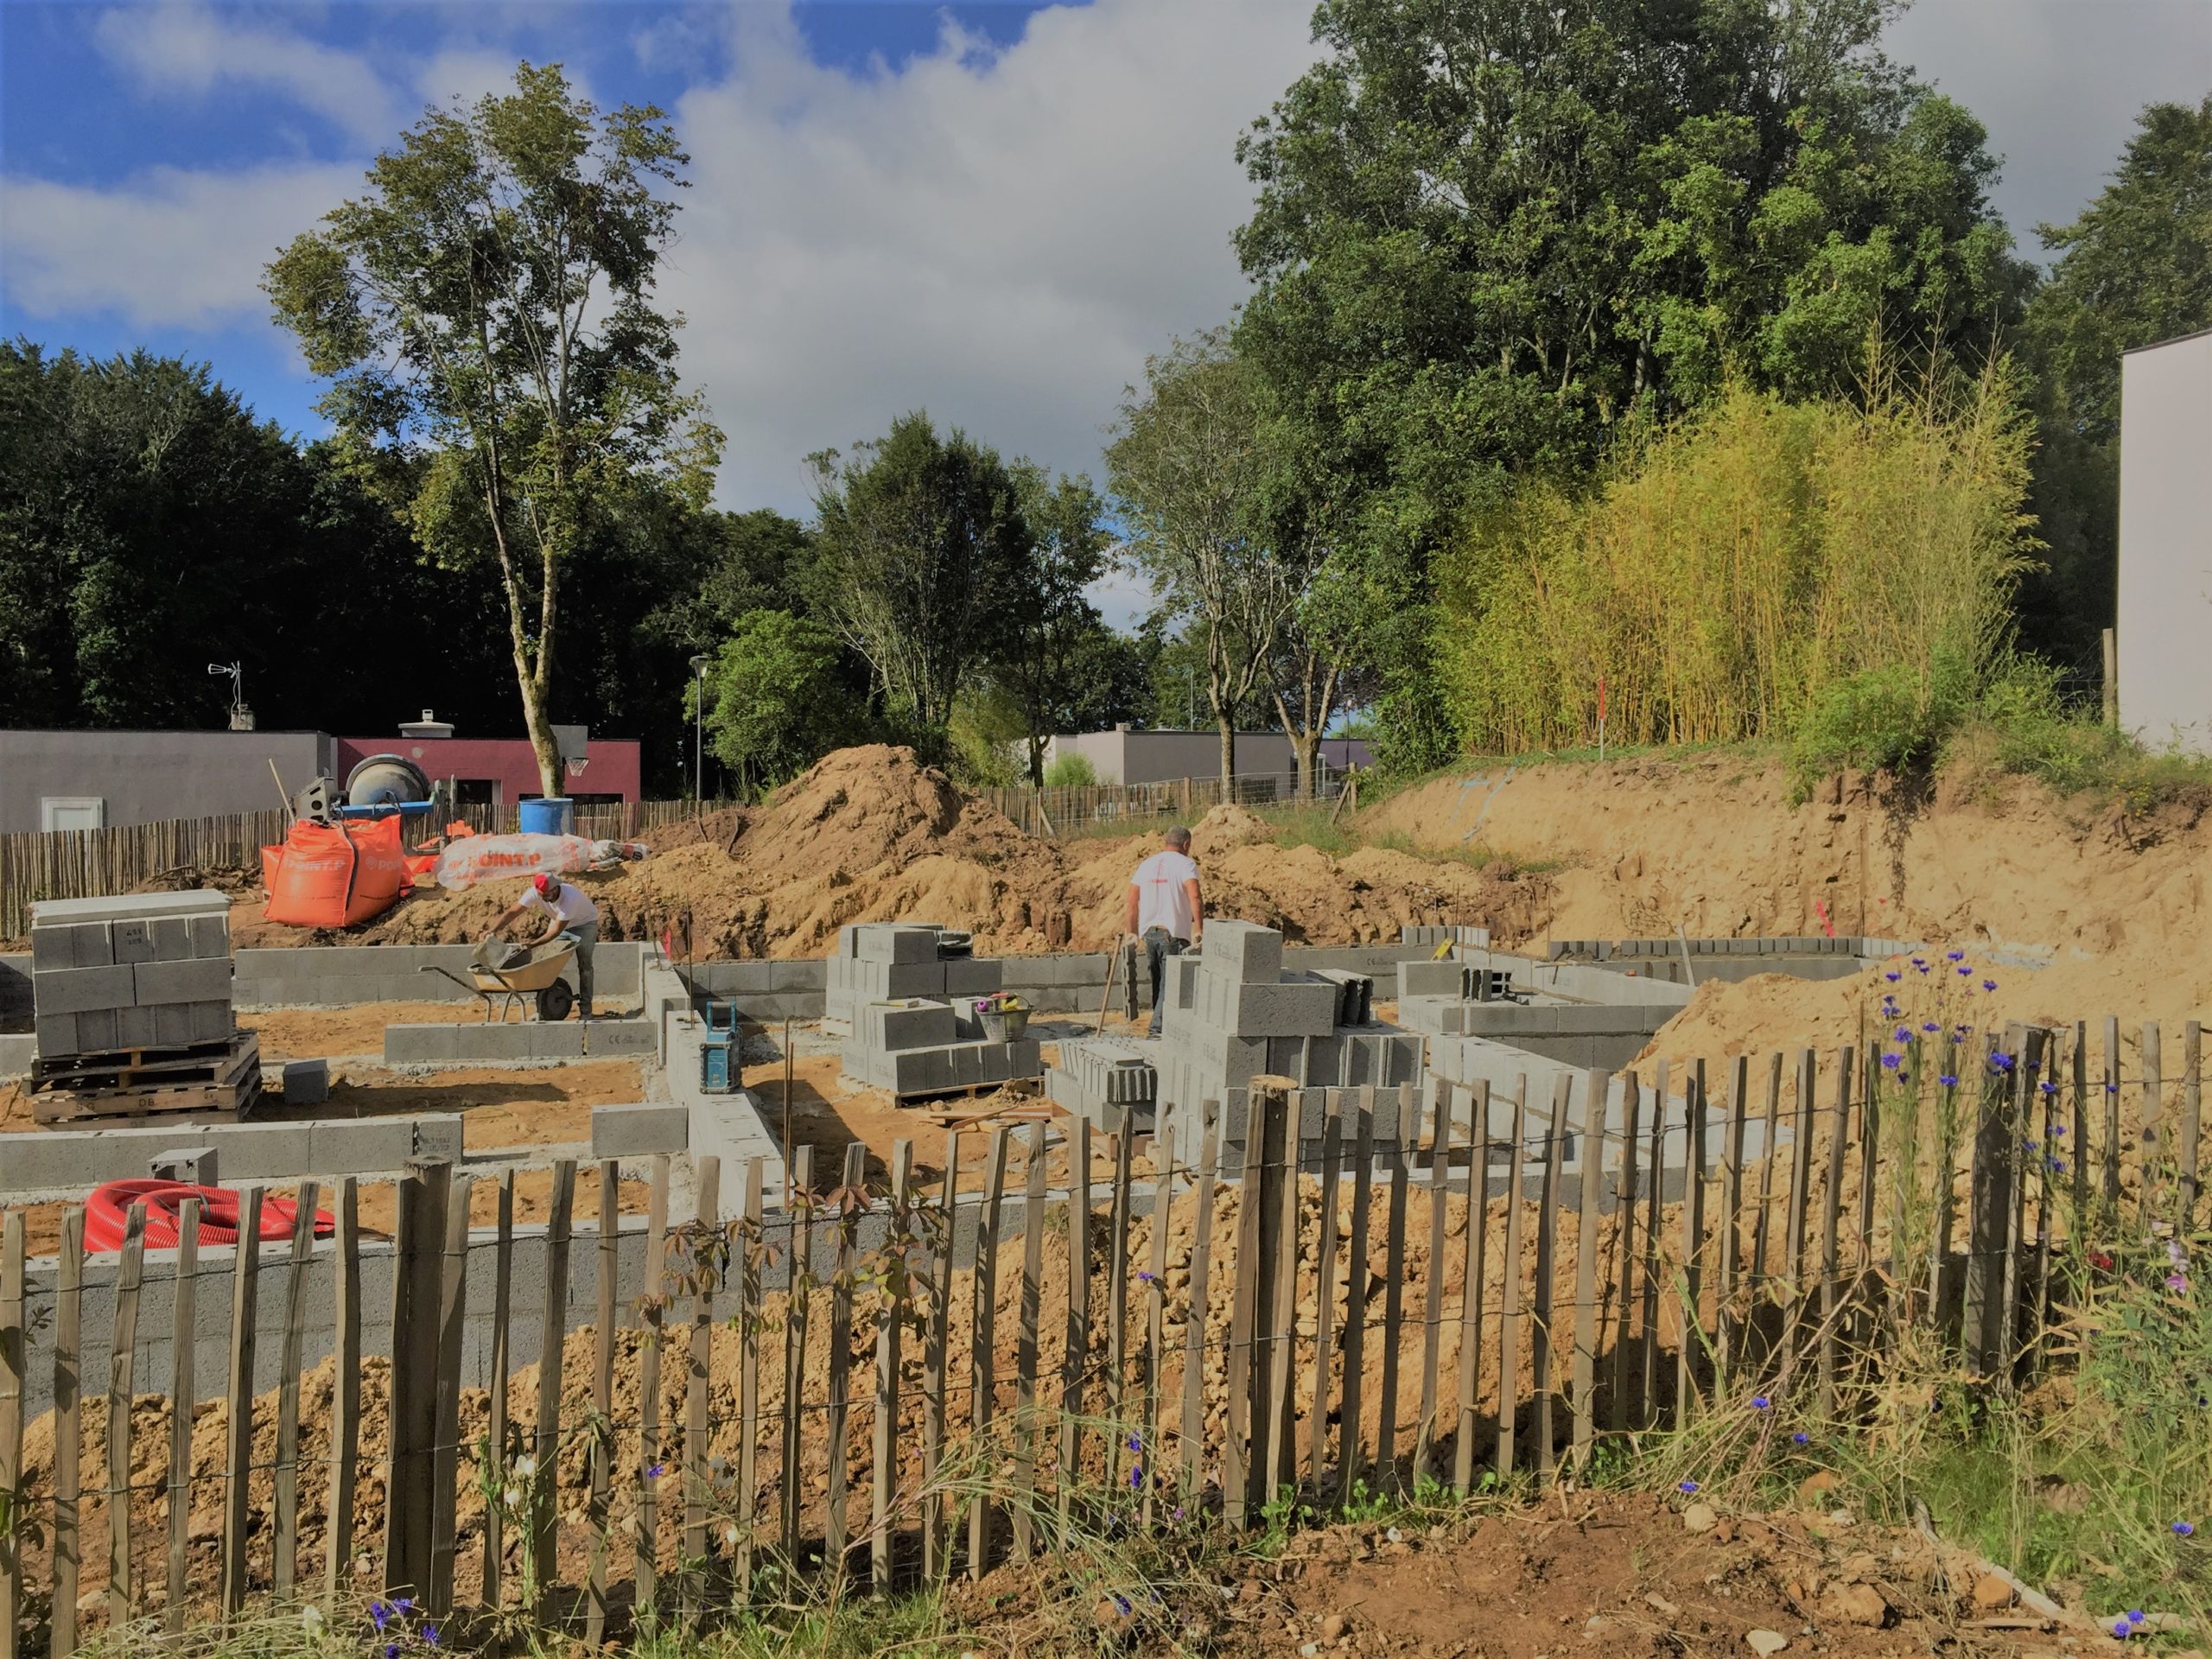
[1046,1033,1158,1123]
[1148,920,1421,1135]
[29,889,235,1059]
[832,923,1041,1096]
[1402,924,1493,950]
[1394,958,1518,1036]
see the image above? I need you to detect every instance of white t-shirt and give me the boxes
[520,882,600,930]
[1130,849,1200,939]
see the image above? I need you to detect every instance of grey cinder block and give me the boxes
[132,957,233,1007]
[29,888,231,928]
[33,963,136,1017]
[943,957,1003,997]
[862,1000,959,1052]
[31,923,111,971]
[853,925,941,965]
[592,1102,689,1158]
[1200,921,1283,983]
[282,1058,330,1104]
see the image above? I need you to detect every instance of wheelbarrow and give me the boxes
[420,935,581,1022]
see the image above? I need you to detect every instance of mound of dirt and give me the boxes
[229,747,1541,957]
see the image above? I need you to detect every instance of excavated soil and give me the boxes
[224,746,1552,957]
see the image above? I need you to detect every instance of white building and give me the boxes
[1043,725,1374,786]
[2118,328,2212,754]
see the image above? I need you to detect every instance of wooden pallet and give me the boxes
[29,1033,261,1126]
[31,1032,243,1090]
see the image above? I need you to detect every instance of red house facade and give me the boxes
[335,716,641,810]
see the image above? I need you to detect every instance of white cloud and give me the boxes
[659,0,1317,510]
[91,3,399,146]
[0,163,360,328]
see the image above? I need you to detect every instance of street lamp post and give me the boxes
[689,653,712,823]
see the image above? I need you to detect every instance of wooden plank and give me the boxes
[50,1206,84,1659]
[1142,1128,1175,1528]
[683,1156,719,1618]
[872,1141,912,1587]
[824,1143,863,1574]
[1058,1116,1093,1543]
[105,1201,146,1627]
[1104,1128,1135,1492]
[734,1157,764,1596]
[920,1134,958,1580]
[2102,1015,2122,1210]
[1571,1070,1608,1470]
[1453,1081,1492,1493]
[1714,1057,1749,1397]
[779,1147,814,1563]
[2183,1021,2203,1228]
[535,1160,576,1621]
[273,1181,320,1602]
[1999,1030,2042,1382]
[220,1187,264,1617]
[1336,1089,1376,1508]
[1307,1090,1344,1491]
[1638,1062,1666,1425]
[0,1214,22,1659]
[324,1179,359,1611]
[1376,1081,1421,1491]
[1531,1074,1566,1478]
[1013,1121,1047,1563]
[384,1163,445,1599]
[162,1201,197,1635]
[1817,1048,1853,1416]
[1223,1105,1264,1527]
[1181,1115,1221,1507]
[1608,1073,1641,1434]
[2141,1022,2164,1223]
[1853,1045,1881,1360]
[1675,1060,1707,1417]
[1414,1079,1453,1480]
[1748,1052,1784,1365]
[968,1128,1008,1579]
[587,1162,619,1646]
[628,1167,658,1610]
[1495,1079,1529,1473]
[1783,1051,1816,1376]
[1255,1082,1301,1507]
[484,1169,517,1611]
[428,1174,470,1617]
[2069,1022,2088,1231]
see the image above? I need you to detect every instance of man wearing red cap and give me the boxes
[492,873,601,1019]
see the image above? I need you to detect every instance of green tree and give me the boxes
[985,466,1116,782]
[1233,0,2031,758]
[265,61,721,798]
[2017,97,2212,676]
[702,609,865,792]
[1108,331,1310,789]
[805,411,1031,747]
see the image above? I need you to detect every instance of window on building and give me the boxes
[41,797,105,831]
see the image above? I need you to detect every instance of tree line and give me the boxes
[3,14,2205,799]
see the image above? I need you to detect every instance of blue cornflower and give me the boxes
[1895,1027,1913,1043]
[1137,1269,1154,1282]
[2127,1611,2145,1626]
[1947,950,1965,962]
[646,1462,665,1479]
[1131,1465,1144,1489]
[393,1600,415,1615]
[1114,1594,1134,1617]
[1923,1022,1940,1033]
[1939,1075,1958,1088]
[1679,1479,1700,1494]
[1915,963,1930,975]
[1751,1395,1770,1410]
[1989,1052,2016,1074]
[1791,1432,1810,1445]
[1957,965,1972,976]
[2175,1521,2196,1537]
[2050,1122,2065,1134]
[1885,971,1902,982]
[2106,1081,2120,1095]
[385,1646,399,1659]
[2040,1081,2058,1096]
[2114,1620,2133,1639]
[1982,980,1998,992]
[422,1626,440,1649]
[2048,1157,2065,1173]
[1128,1434,1142,1452]
[1881,1052,1902,1071]
[1911,957,1926,968]
[371,1604,391,1633]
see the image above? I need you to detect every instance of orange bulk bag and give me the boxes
[263,814,410,928]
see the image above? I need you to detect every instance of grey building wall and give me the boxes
[2118,330,2212,755]
[1042,729,1373,786]
[0,729,333,832]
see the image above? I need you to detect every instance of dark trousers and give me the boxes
[1144,927,1187,1036]
[561,922,599,1017]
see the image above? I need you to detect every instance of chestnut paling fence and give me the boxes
[0,1017,2201,1656]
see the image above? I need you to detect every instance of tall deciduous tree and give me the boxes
[988,466,1116,783]
[2015,97,2212,675]
[1108,331,1306,790]
[806,411,1030,746]
[265,61,721,798]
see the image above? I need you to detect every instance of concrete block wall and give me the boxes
[0,1113,464,1198]
[1399,997,1673,1071]
[233,941,645,1010]
[384,1016,657,1065]
[29,888,233,1058]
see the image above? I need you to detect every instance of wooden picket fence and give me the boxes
[0,1019,2201,1653]
[978,770,1345,837]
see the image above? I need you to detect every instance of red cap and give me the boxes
[533,874,555,895]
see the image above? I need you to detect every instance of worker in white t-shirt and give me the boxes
[1123,825,1204,1037]
[493,873,602,1019]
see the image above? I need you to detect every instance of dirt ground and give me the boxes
[240,1000,643,1060]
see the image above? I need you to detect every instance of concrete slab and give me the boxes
[592,1102,689,1158]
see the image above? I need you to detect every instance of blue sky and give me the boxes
[4,1,2208,628]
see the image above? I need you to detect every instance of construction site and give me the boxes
[0,737,2202,1659]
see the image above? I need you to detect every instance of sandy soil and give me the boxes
[239,1001,641,1060]
[220,746,1549,957]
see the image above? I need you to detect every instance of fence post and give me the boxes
[384,1160,448,1599]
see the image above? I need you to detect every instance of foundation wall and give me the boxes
[235,941,647,1009]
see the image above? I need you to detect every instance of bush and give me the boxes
[1043,751,1098,787]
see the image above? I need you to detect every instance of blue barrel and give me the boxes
[518,797,574,836]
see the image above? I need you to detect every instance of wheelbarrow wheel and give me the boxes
[536,979,575,1023]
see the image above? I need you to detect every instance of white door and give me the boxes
[41,797,106,831]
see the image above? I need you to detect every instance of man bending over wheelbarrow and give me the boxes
[492,874,601,1020]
